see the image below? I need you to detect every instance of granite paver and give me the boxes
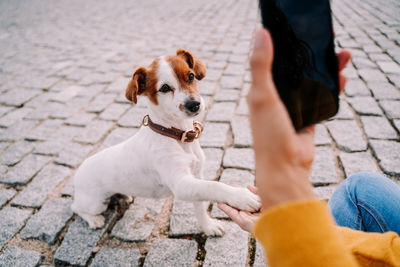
[0,0,399,265]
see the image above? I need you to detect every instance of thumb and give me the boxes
[249,28,274,88]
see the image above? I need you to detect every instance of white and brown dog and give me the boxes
[71,49,261,236]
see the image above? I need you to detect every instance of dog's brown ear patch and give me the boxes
[126,67,147,104]
[176,49,206,80]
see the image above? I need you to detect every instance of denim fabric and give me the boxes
[328,172,400,236]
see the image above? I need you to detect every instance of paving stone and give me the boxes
[339,152,379,177]
[74,120,113,144]
[99,103,130,121]
[0,89,39,107]
[65,112,97,127]
[315,124,331,146]
[21,198,73,244]
[0,154,51,186]
[0,141,34,166]
[377,61,400,74]
[203,221,248,266]
[0,120,38,142]
[360,116,398,139]
[347,96,382,116]
[367,81,400,100]
[394,119,400,133]
[0,188,16,208]
[90,248,141,267]
[104,76,130,93]
[235,97,249,116]
[61,178,74,196]
[24,101,65,121]
[206,102,236,122]
[332,100,354,119]
[203,148,223,181]
[223,148,254,171]
[200,122,229,148]
[54,210,117,267]
[220,75,243,89]
[310,147,338,185]
[55,142,92,168]
[198,81,218,96]
[99,127,136,151]
[211,168,254,219]
[326,120,367,152]
[86,93,116,113]
[254,242,268,267]
[224,63,246,76]
[0,106,13,118]
[143,239,197,267]
[313,185,338,201]
[25,119,64,141]
[358,69,387,82]
[370,140,400,176]
[33,140,67,156]
[111,198,164,242]
[379,100,400,119]
[117,107,147,128]
[12,165,71,208]
[169,199,203,236]
[214,89,240,102]
[0,207,32,249]
[205,68,223,82]
[50,85,83,103]
[48,125,85,142]
[0,246,43,267]
[231,117,252,147]
[0,107,34,127]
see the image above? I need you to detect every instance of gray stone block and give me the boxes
[339,152,379,177]
[90,248,141,267]
[214,89,240,102]
[0,107,34,128]
[25,119,64,141]
[143,239,197,267]
[370,140,400,176]
[347,97,382,116]
[12,165,71,208]
[61,178,74,196]
[206,102,236,122]
[332,100,354,119]
[111,198,164,242]
[0,246,43,267]
[0,120,38,142]
[33,140,66,156]
[326,120,367,152]
[0,141,34,166]
[235,97,249,116]
[310,147,338,185]
[200,122,229,148]
[169,200,202,236]
[0,154,51,186]
[0,89,39,107]
[99,103,130,121]
[54,210,117,267]
[360,116,397,139]
[315,124,331,146]
[65,112,97,127]
[313,185,338,201]
[117,107,147,128]
[105,76,130,93]
[198,81,218,96]
[203,221,248,266]
[203,148,223,181]
[21,198,73,244]
[377,61,400,74]
[254,242,268,267]
[223,148,254,171]
[231,117,252,147]
[379,100,400,119]
[48,125,85,143]
[358,69,387,82]
[0,188,16,208]
[224,63,245,76]
[0,207,32,249]
[50,85,83,103]
[55,142,92,168]
[367,81,400,100]
[74,120,114,144]
[86,93,116,113]
[394,120,400,133]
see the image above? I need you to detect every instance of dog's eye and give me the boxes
[188,73,194,82]
[159,84,172,93]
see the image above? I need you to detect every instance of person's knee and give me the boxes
[344,172,388,194]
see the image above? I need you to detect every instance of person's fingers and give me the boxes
[337,49,351,72]
[247,185,259,195]
[217,203,241,221]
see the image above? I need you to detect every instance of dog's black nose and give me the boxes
[184,100,201,113]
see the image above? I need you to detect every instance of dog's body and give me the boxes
[71,50,260,236]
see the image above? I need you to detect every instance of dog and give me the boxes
[71,49,261,236]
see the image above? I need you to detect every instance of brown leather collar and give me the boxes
[141,115,204,143]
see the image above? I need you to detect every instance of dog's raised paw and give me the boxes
[202,219,225,237]
[229,188,262,212]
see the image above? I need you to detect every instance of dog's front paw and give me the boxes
[228,188,261,212]
[201,219,225,237]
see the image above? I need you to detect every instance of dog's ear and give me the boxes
[176,49,206,80]
[126,67,147,104]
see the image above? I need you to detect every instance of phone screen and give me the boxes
[259,0,339,130]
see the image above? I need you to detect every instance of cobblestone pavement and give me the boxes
[0,0,399,266]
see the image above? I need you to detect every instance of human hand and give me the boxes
[247,28,351,211]
[217,185,260,232]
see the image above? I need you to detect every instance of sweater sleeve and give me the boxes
[253,200,358,267]
[337,226,400,266]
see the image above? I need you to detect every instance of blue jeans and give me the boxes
[328,172,400,236]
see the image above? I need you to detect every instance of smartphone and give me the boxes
[258,0,340,131]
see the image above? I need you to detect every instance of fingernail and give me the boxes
[254,28,265,48]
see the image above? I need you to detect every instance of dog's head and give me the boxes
[125,49,206,118]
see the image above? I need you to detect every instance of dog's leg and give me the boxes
[71,193,108,229]
[193,201,225,236]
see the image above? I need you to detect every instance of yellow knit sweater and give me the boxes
[253,200,400,267]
